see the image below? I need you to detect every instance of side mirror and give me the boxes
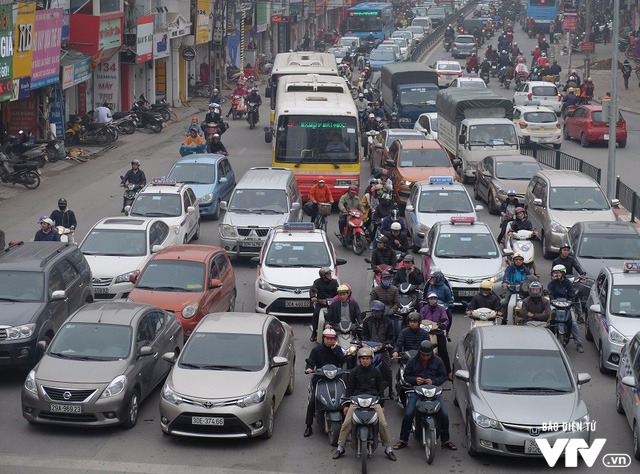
[452,158,462,168]
[250,256,260,266]
[503,248,513,256]
[589,303,601,313]
[220,201,228,210]
[475,204,484,211]
[418,247,429,255]
[271,356,289,369]
[336,258,347,266]
[291,202,301,212]
[129,272,138,283]
[219,176,228,183]
[37,340,48,353]
[162,351,176,364]
[611,198,620,207]
[576,373,591,386]
[621,375,636,388]
[210,278,222,289]
[455,369,470,382]
[187,206,195,214]
[405,204,414,213]
[51,290,66,301]
[139,346,154,357]
[152,245,163,253]
[458,134,466,145]
[532,198,544,207]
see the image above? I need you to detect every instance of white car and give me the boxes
[80,217,182,300]
[414,112,438,139]
[448,76,487,89]
[251,223,346,317]
[127,178,200,244]
[513,103,562,149]
[389,37,410,60]
[378,42,402,60]
[405,26,426,45]
[392,31,414,52]
[433,59,463,87]
[513,81,562,114]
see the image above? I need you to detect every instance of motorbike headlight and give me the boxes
[115,271,137,284]
[549,220,566,234]
[473,410,502,430]
[357,397,373,408]
[24,369,37,394]
[608,326,628,345]
[100,375,126,399]
[5,323,36,340]
[519,243,532,252]
[323,368,338,380]
[399,180,413,187]
[171,225,180,235]
[258,278,277,293]
[220,224,237,238]
[237,388,266,408]
[419,387,437,398]
[162,384,183,405]
[199,193,214,203]
[181,302,200,319]
[346,345,358,356]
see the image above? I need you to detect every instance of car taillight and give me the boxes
[473,43,477,47]
[453,43,457,48]
[458,71,463,77]
[556,122,561,128]
[436,71,441,76]
[519,122,528,129]
[586,120,593,128]
[558,94,562,102]
[527,93,533,101]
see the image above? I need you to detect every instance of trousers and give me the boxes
[338,403,392,448]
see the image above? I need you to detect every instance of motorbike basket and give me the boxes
[318,202,332,216]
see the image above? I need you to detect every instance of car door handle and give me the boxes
[153,352,159,359]
[455,353,460,359]
[169,334,174,341]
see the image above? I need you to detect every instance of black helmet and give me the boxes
[407,312,421,322]
[378,235,389,245]
[318,267,332,278]
[390,209,400,222]
[58,198,67,206]
[559,242,571,250]
[419,340,434,356]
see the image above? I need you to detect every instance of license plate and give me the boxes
[524,439,542,455]
[192,416,224,425]
[604,134,609,140]
[242,241,263,247]
[457,290,476,297]
[285,300,311,308]
[50,404,82,413]
[94,287,110,294]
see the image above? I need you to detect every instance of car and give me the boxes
[369,128,426,170]
[448,75,487,88]
[0,242,93,368]
[615,330,640,459]
[452,35,478,58]
[405,26,426,46]
[167,154,236,220]
[327,46,351,64]
[433,59,463,87]
[377,42,403,61]
[219,167,303,258]
[414,112,438,139]
[525,170,618,259]
[336,36,360,53]
[126,178,200,244]
[389,37,410,60]
[563,105,628,148]
[405,177,483,251]
[383,139,461,205]
[460,19,484,41]
[159,312,295,438]
[412,17,433,34]
[453,326,592,457]
[392,30,415,50]
[251,223,347,316]
[22,301,183,428]
[513,103,562,149]
[80,217,182,300]
[128,245,237,337]
[369,48,399,70]
[420,217,507,302]
[427,6,447,27]
[512,81,562,114]
[473,154,542,214]
[586,262,640,373]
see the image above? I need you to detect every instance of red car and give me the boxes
[563,105,627,148]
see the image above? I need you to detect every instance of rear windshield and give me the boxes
[413,19,430,27]
[532,86,558,96]
[455,36,475,43]
[591,111,623,123]
[398,148,450,167]
[523,111,557,123]
[437,63,460,71]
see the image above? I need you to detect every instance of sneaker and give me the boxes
[576,345,584,353]
[303,426,312,437]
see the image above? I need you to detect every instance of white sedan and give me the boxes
[513,104,562,149]
[512,81,562,114]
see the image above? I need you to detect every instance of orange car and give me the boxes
[128,245,236,337]
[383,139,460,205]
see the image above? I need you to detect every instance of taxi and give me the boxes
[448,74,487,89]
[419,217,506,303]
[250,223,346,316]
[126,178,200,244]
[405,177,482,251]
[615,330,640,459]
[513,101,562,149]
[586,262,640,373]
[432,58,463,87]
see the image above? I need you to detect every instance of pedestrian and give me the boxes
[622,59,632,89]
[602,24,610,45]
[549,22,555,44]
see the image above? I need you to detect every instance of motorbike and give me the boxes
[347,393,383,473]
[562,103,578,120]
[3,133,48,168]
[408,384,447,464]
[469,307,500,328]
[55,226,74,244]
[504,226,536,271]
[366,259,394,289]
[189,76,213,98]
[337,209,367,255]
[443,38,452,52]
[136,94,171,123]
[395,349,418,408]
[396,282,422,327]
[308,363,348,446]
[111,112,137,135]
[120,176,143,210]
[230,95,247,120]
[490,60,498,77]
[515,72,527,87]
[504,76,512,89]
[65,116,116,146]
[201,121,223,141]
[130,103,164,133]
[335,320,360,368]
[179,143,206,157]
[314,39,326,52]
[421,321,441,351]
[246,101,259,129]
[480,70,490,84]
[550,298,574,346]
[0,152,40,189]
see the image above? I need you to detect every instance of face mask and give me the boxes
[59,206,66,212]
[373,311,383,319]
[381,279,391,288]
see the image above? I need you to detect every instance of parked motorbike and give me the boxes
[137,94,171,123]
[120,176,143,210]
[65,116,115,146]
[247,101,259,129]
[189,76,213,98]
[111,112,137,135]
[336,209,367,255]
[550,298,574,346]
[407,384,447,464]
[130,103,164,133]
[0,152,40,189]
[469,307,500,328]
[3,132,48,168]
[308,364,348,446]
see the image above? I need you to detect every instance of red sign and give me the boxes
[563,14,577,32]
[8,95,37,136]
[78,82,86,115]
[69,12,123,54]
[581,42,594,52]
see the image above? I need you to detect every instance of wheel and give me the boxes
[122,390,139,429]
[425,426,436,464]
[616,382,625,414]
[580,132,590,148]
[110,127,119,142]
[487,191,499,215]
[473,182,481,201]
[211,199,222,220]
[119,121,136,135]
[65,131,77,145]
[285,359,295,395]
[599,344,611,374]
[634,421,640,460]
[191,221,200,241]
[626,48,635,59]
[228,290,236,311]
[542,232,554,259]
[46,146,60,163]
[453,391,459,407]
[353,233,368,255]
[618,140,627,148]
[21,171,41,190]
[261,402,275,439]
[466,417,479,457]
[553,143,561,149]
[585,314,594,341]
[329,420,340,447]
[563,126,570,140]
[462,173,470,185]
[98,130,114,145]
[232,112,238,120]
[160,110,171,123]
[411,230,420,253]
[150,123,162,133]
[361,438,368,473]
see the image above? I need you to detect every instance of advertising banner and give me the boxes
[31,8,64,90]
[62,57,90,89]
[8,95,37,135]
[51,0,70,42]
[94,54,119,108]
[99,16,122,50]
[136,15,153,63]
[195,0,210,45]
[154,32,169,59]
[50,87,65,140]
[12,2,36,100]
[0,4,13,102]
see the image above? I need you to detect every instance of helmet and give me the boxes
[559,242,571,250]
[472,52,477,57]
[378,235,389,244]
[390,222,402,231]
[348,185,358,193]
[403,254,414,263]
[337,284,350,293]
[513,42,518,46]
[390,209,400,221]
[380,271,392,279]
[322,328,337,338]
[518,57,524,62]
[358,347,374,358]
[587,77,592,82]
[479,280,493,290]
[391,112,398,118]
[374,184,383,192]
[426,291,438,299]
[358,92,364,98]
[131,159,140,165]
[529,280,542,297]
[58,198,67,207]
[208,103,216,109]
[374,101,380,107]
[407,312,421,322]
[515,207,525,214]
[507,189,516,196]
[513,252,524,260]
[318,267,332,277]
[38,215,50,223]
[380,168,389,176]
[371,300,385,311]
[369,177,378,185]
[567,87,574,93]
[541,52,546,57]
[368,113,375,118]
[213,133,220,139]
[191,117,198,123]
[213,88,219,93]
[419,340,434,356]
[552,264,567,273]
[380,193,392,202]
[502,50,508,55]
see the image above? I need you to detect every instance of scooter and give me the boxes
[408,384,447,464]
[421,321,441,351]
[0,152,40,189]
[55,226,74,244]
[480,70,490,84]
[111,112,137,135]
[336,209,367,255]
[515,72,527,87]
[137,94,171,123]
[550,299,573,346]
[504,226,536,271]
[230,95,247,120]
[504,76,512,89]
[308,364,348,446]
[130,103,164,133]
[120,176,142,210]
[201,121,223,141]
[189,76,213,98]
[443,38,452,51]
[179,143,206,157]
[469,307,500,328]
[396,282,422,327]
[490,61,498,77]
[246,101,259,129]
[394,349,418,408]
[347,393,383,473]
[363,130,380,159]
[334,320,360,368]
[65,116,115,146]
[2,134,48,169]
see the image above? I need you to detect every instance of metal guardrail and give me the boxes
[616,178,640,223]
[521,143,602,184]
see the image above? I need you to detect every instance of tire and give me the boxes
[285,360,295,395]
[635,421,640,460]
[425,426,436,464]
[212,199,221,221]
[618,140,627,148]
[563,126,571,140]
[122,390,139,429]
[488,191,499,215]
[411,230,420,253]
[466,417,479,457]
[261,402,275,439]
[150,123,162,134]
[97,130,114,145]
[160,110,171,123]
[616,382,625,414]
[329,419,340,447]
[65,131,77,145]
[473,182,481,201]
[46,146,60,163]
[228,290,236,312]
[599,344,611,374]
[453,391,459,407]
[585,315,594,341]
[21,171,41,190]
[361,438,368,473]
[553,143,561,149]
[353,233,368,255]
[119,121,136,135]
[232,112,238,121]
[626,48,635,59]
[191,221,200,241]
[542,232,554,259]
[580,132,590,148]
[110,127,119,142]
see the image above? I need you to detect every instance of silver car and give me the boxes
[159,312,295,438]
[453,326,592,457]
[615,331,640,459]
[452,35,478,58]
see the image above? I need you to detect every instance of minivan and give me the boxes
[219,167,303,257]
[412,17,433,34]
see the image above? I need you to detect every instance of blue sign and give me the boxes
[429,176,454,184]
[283,223,315,231]
[50,88,65,141]
[61,8,69,42]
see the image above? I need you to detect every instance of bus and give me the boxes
[345,3,394,43]
[268,90,361,201]
[525,0,558,31]
[265,52,339,127]
[276,74,351,96]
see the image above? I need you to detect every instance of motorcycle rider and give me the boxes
[550,60,562,76]
[371,235,396,268]
[308,177,334,227]
[362,300,396,400]
[527,65,542,82]
[310,267,340,342]
[501,253,531,323]
[333,346,396,461]
[304,328,346,437]
[392,312,430,358]
[514,57,529,81]
[496,190,520,244]
[380,208,407,237]
[420,292,451,379]
[246,87,262,122]
[50,198,77,244]
[207,133,228,155]
[536,51,549,68]
[362,114,383,158]
[466,280,502,316]
[388,112,400,129]
[479,56,491,81]
[120,159,146,212]
[355,93,369,124]
[182,127,206,155]
[226,82,246,117]
[362,182,383,228]
[444,25,455,43]
[548,264,584,352]
[371,101,385,121]
[580,77,595,104]
[553,243,587,322]
[508,206,535,233]
[34,216,61,242]
[208,88,223,104]
[387,222,409,253]
[424,266,454,326]
[393,254,424,286]
[530,45,541,67]
[378,168,394,193]
[562,87,579,115]
[466,52,479,73]
[337,185,364,237]
[326,284,363,328]
[519,280,550,324]
[392,341,457,452]
[202,104,223,138]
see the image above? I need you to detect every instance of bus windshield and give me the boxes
[346,14,383,32]
[275,115,359,165]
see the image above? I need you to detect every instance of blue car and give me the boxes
[167,154,236,219]
[368,48,399,70]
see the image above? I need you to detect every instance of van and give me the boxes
[219,167,303,257]
[412,16,433,34]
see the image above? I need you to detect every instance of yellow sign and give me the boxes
[195,0,210,45]
[13,2,35,80]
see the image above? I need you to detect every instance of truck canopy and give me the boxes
[436,89,514,122]
[381,62,439,89]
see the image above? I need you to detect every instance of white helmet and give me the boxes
[322,328,337,338]
[541,52,547,57]
[390,222,402,231]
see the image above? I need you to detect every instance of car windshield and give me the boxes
[413,19,430,27]
[265,241,331,267]
[328,47,347,56]
[168,163,216,185]
[455,36,475,43]
[577,233,640,259]
[338,38,358,48]
[495,160,541,180]
[136,260,206,292]
[80,229,147,257]
[429,117,438,131]
[468,124,518,146]
[479,349,573,392]
[418,190,473,213]
[435,232,499,258]
[130,193,182,217]
[370,50,395,61]
[179,332,264,371]
[549,186,610,211]
[523,111,557,123]
[229,189,288,214]
[49,323,132,361]
[610,285,640,317]
[398,148,450,167]
[531,86,558,96]
[437,63,460,71]
[399,87,437,106]
[407,27,423,35]
[0,271,44,302]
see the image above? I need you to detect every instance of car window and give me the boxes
[513,109,521,119]
[186,188,197,204]
[532,180,545,200]
[632,348,640,379]
[147,311,164,336]
[68,249,89,274]
[599,276,609,303]
[214,252,230,278]
[485,157,493,175]
[218,162,226,179]
[183,191,192,212]
[629,336,640,366]
[149,221,169,247]
[222,159,232,176]
[527,176,538,194]
[267,319,286,360]
[463,334,475,378]
[48,266,65,293]
[56,259,79,289]
[210,257,220,279]
[136,316,153,348]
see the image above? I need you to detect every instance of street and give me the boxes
[0,31,638,474]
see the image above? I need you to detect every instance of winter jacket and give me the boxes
[511,218,533,232]
[424,280,453,306]
[468,292,501,311]
[521,296,551,321]
[362,315,395,344]
[419,304,449,335]
[326,299,362,326]
[345,363,385,398]
[305,343,346,371]
[309,183,333,203]
[371,246,396,267]
[385,232,409,253]
[548,278,575,301]
[338,192,364,214]
[310,277,339,300]
[393,267,424,286]
[552,254,586,276]
[503,264,531,286]
[499,198,521,215]
[34,229,61,242]
[50,209,77,229]
[393,327,430,353]
[403,353,447,387]
[122,169,146,187]
[370,284,399,312]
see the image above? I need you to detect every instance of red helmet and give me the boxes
[515,207,525,214]
[348,185,358,192]
[191,117,198,123]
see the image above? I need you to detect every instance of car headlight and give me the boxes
[115,271,137,284]
[494,183,507,195]
[399,180,413,187]
[171,225,180,235]
[100,375,126,399]
[199,192,214,203]
[567,414,590,432]
[5,323,36,340]
[549,220,566,234]
[608,326,628,345]
[181,302,200,319]
[220,224,237,238]
[24,369,37,394]
[237,388,266,408]
[162,384,183,405]
[473,410,502,430]
[417,223,430,233]
[258,278,277,293]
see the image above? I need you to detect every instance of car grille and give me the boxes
[502,422,562,434]
[39,412,98,423]
[505,444,526,454]
[237,228,269,237]
[94,293,118,300]
[170,413,251,436]
[92,277,112,287]
[447,276,486,285]
[42,386,97,402]
[273,285,311,294]
[0,329,6,340]
[179,395,239,409]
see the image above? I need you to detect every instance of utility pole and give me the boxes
[583,0,591,78]
[607,0,620,199]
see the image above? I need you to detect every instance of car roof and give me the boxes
[603,265,640,284]
[579,105,602,112]
[415,180,467,192]
[0,242,75,272]
[174,154,225,165]
[436,220,491,233]
[577,221,639,234]
[525,81,557,87]
[387,129,424,137]
[272,228,327,243]
[455,34,475,38]
[478,326,560,351]
[458,77,484,83]
[534,169,598,186]
[436,60,460,65]
[69,301,152,326]
[92,217,154,230]
[196,312,271,335]
[235,167,293,189]
[396,139,444,150]
[139,182,186,195]
[150,244,223,262]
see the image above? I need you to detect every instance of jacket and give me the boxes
[372,202,393,221]
[385,232,409,253]
[122,169,146,187]
[310,277,339,300]
[521,296,551,321]
[563,93,579,106]
[371,246,396,267]
[622,64,633,78]
[345,363,385,398]
[380,216,407,235]
[362,315,395,344]
[50,209,77,229]
[552,254,586,276]
[419,304,449,335]
[208,141,228,154]
[393,327,430,353]
[326,299,362,326]
[309,183,333,203]
[338,192,364,214]
[468,292,501,311]
[499,198,521,215]
[246,92,262,106]
[511,218,533,232]
[548,278,575,301]
[34,229,61,242]
[503,264,531,286]
[403,353,447,387]
[424,280,453,306]
[305,344,346,371]
[393,267,424,286]
[370,284,399,311]
[184,134,206,147]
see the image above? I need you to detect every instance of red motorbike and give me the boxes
[202,121,222,141]
[338,209,368,255]
[231,95,247,120]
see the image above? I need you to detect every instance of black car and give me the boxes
[0,242,93,367]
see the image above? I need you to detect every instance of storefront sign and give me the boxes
[195,0,210,45]
[8,95,37,135]
[154,32,169,59]
[99,16,122,50]
[51,0,70,42]
[272,15,289,23]
[12,2,36,100]
[563,14,577,32]
[136,15,153,63]
[69,13,123,54]
[94,54,119,108]
[62,57,90,89]
[31,8,64,90]
[0,4,13,102]
[182,46,196,61]
[78,81,86,114]
[50,87,65,140]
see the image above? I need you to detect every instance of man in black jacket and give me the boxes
[371,235,396,267]
[496,190,520,244]
[120,159,146,212]
[466,280,502,315]
[325,284,362,327]
[304,328,346,437]
[333,346,396,461]
[50,198,77,244]
[310,267,339,341]
[393,254,424,286]
[362,300,395,399]
[392,312,429,356]
[552,243,587,321]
